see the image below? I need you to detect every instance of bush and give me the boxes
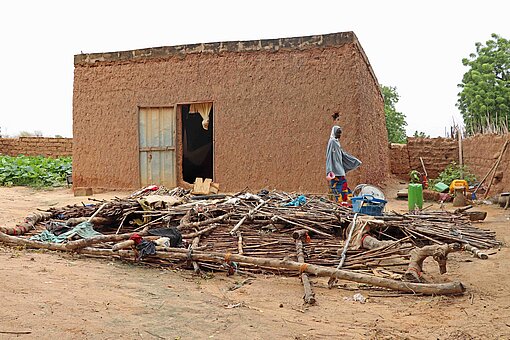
[0,155,72,187]
[431,162,476,187]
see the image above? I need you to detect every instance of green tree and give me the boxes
[381,85,407,143]
[457,33,510,135]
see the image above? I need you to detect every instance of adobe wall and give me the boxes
[463,134,510,194]
[0,137,73,158]
[389,143,410,179]
[388,135,509,194]
[407,137,459,179]
[73,33,388,192]
[389,137,460,179]
[353,47,389,185]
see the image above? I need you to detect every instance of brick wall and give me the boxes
[0,137,73,158]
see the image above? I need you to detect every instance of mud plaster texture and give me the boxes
[463,134,510,194]
[389,143,410,178]
[389,135,509,194]
[73,32,389,193]
[406,137,459,179]
[0,137,72,158]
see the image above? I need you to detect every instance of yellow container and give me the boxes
[449,180,468,193]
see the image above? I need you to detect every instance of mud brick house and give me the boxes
[72,31,389,193]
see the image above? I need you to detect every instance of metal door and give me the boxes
[139,107,176,187]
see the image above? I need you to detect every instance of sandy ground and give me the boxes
[0,186,509,340]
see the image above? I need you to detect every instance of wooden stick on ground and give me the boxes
[463,244,488,260]
[294,230,316,305]
[0,231,466,295]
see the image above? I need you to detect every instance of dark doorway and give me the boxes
[181,103,214,183]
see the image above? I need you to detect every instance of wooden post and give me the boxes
[484,140,509,199]
[458,129,463,179]
[294,231,316,305]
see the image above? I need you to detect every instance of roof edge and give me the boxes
[74,31,356,65]
[352,35,383,101]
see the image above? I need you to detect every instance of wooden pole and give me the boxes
[473,162,498,195]
[191,236,201,274]
[458,129,463,179]
[484,140,509,198]
[0,232,465,295]
[294,232,316,305]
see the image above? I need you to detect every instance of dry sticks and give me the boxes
[0,188,502,297]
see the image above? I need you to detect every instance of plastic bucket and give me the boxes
[352,195,387,216]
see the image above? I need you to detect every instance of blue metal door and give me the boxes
[139,107,176,187]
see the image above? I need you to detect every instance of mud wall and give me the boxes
[463,134,510,194]
[389,137,459,179]
[0,137,73,158]
[351,45,389,185]
[73,33,388,192]
[389,143,410,178]
[388,135,509,194]
[407,137,459,179]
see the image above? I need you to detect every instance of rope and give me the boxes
[299,263,308,274]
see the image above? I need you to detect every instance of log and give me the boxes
[0,232,465,295]
[295,234,316,305]
[64,231,148,250]
[463,211,487,222]
[112,240,135,251]
[361,235,395,250]
[463,244,488,260]
[404,243,462,282]
[66,217,112,226]
[0,211,53,236]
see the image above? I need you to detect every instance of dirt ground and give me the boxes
[0,186,509,340]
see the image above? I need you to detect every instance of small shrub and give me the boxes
[0,155,72,187]
[431,162,476,187]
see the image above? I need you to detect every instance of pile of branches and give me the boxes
[0,187,501,300]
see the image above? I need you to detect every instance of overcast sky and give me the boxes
[1,0,509,138]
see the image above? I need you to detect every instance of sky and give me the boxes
[1,0,509,138]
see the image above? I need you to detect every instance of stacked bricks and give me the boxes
[0,137,72,158]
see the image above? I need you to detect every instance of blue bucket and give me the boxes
[351,195,387,216]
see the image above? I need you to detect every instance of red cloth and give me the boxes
[129,233,143,245]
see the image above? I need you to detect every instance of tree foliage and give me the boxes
[413,131,429,138]
[457,34,510,135]
[381,85,407,143]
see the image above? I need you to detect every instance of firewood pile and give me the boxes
[0,186,501,300]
